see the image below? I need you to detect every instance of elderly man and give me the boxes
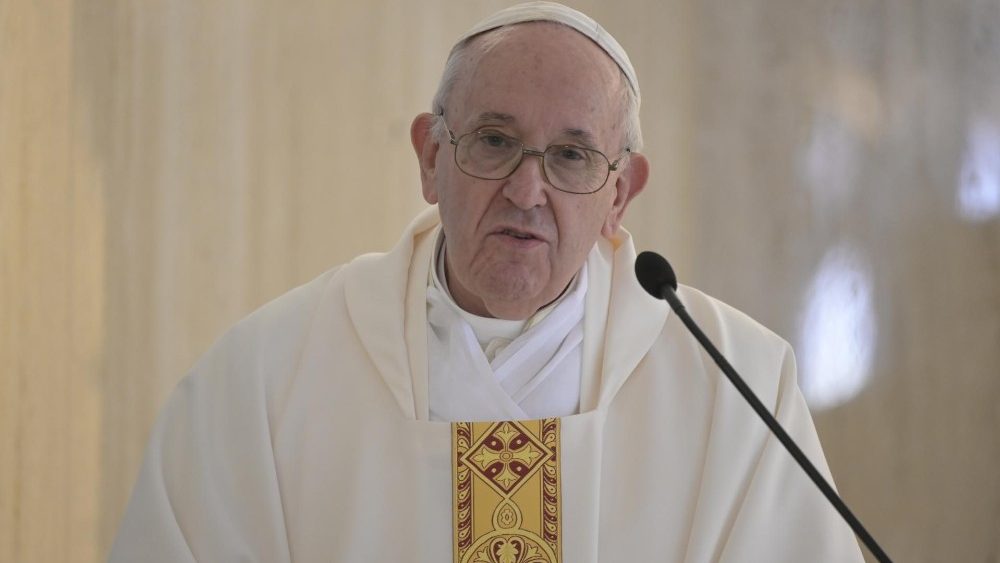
[111,3,863,562]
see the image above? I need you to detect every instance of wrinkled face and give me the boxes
[415,23,646,320]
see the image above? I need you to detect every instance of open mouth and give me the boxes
[500,228,537,241]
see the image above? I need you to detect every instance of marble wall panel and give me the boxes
[683,2,1000,560]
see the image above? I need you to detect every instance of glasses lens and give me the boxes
[456,131,521,179]
[544,145,609,193]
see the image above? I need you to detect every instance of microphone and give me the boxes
[634,251,892,563]
[635,249,678,294]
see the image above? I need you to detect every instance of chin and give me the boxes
[476,269,549,317]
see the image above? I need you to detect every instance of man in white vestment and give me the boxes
[111,2,865,562]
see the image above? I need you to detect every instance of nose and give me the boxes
[501,151,549,210]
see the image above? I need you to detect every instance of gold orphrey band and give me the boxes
[453,419,562,563]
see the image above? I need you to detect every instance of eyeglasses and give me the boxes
[442,122,629,195]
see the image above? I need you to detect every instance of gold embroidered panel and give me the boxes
[452,419,562,563]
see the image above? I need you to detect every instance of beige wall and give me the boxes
[2,1,998,561]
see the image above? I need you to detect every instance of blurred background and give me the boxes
[2,0,998,561]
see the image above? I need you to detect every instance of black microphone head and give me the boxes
[635,251,678,297]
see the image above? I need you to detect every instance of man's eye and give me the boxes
[555,147,588,162]
[484,135,506,147]
[549,145,594,167]
[478,133,511,149]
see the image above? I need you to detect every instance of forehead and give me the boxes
[453,23,624,144]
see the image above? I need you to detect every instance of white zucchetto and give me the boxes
[452,1,641,107]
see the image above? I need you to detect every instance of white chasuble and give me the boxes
[110,207,864,562]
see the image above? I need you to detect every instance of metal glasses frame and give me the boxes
[441,119,630,195]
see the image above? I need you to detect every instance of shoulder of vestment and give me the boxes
[178,265,347,399]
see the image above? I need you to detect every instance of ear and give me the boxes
[602,152,650,238]
[411,113,442,204]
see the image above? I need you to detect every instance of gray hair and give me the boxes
[429,24,644,155]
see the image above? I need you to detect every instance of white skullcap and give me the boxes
[453,1,640,107]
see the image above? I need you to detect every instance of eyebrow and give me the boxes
[471,112,600,149]
[561,128,599,149]
[473,111,516,125]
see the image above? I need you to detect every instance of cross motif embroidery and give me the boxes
[453,419,561,563]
